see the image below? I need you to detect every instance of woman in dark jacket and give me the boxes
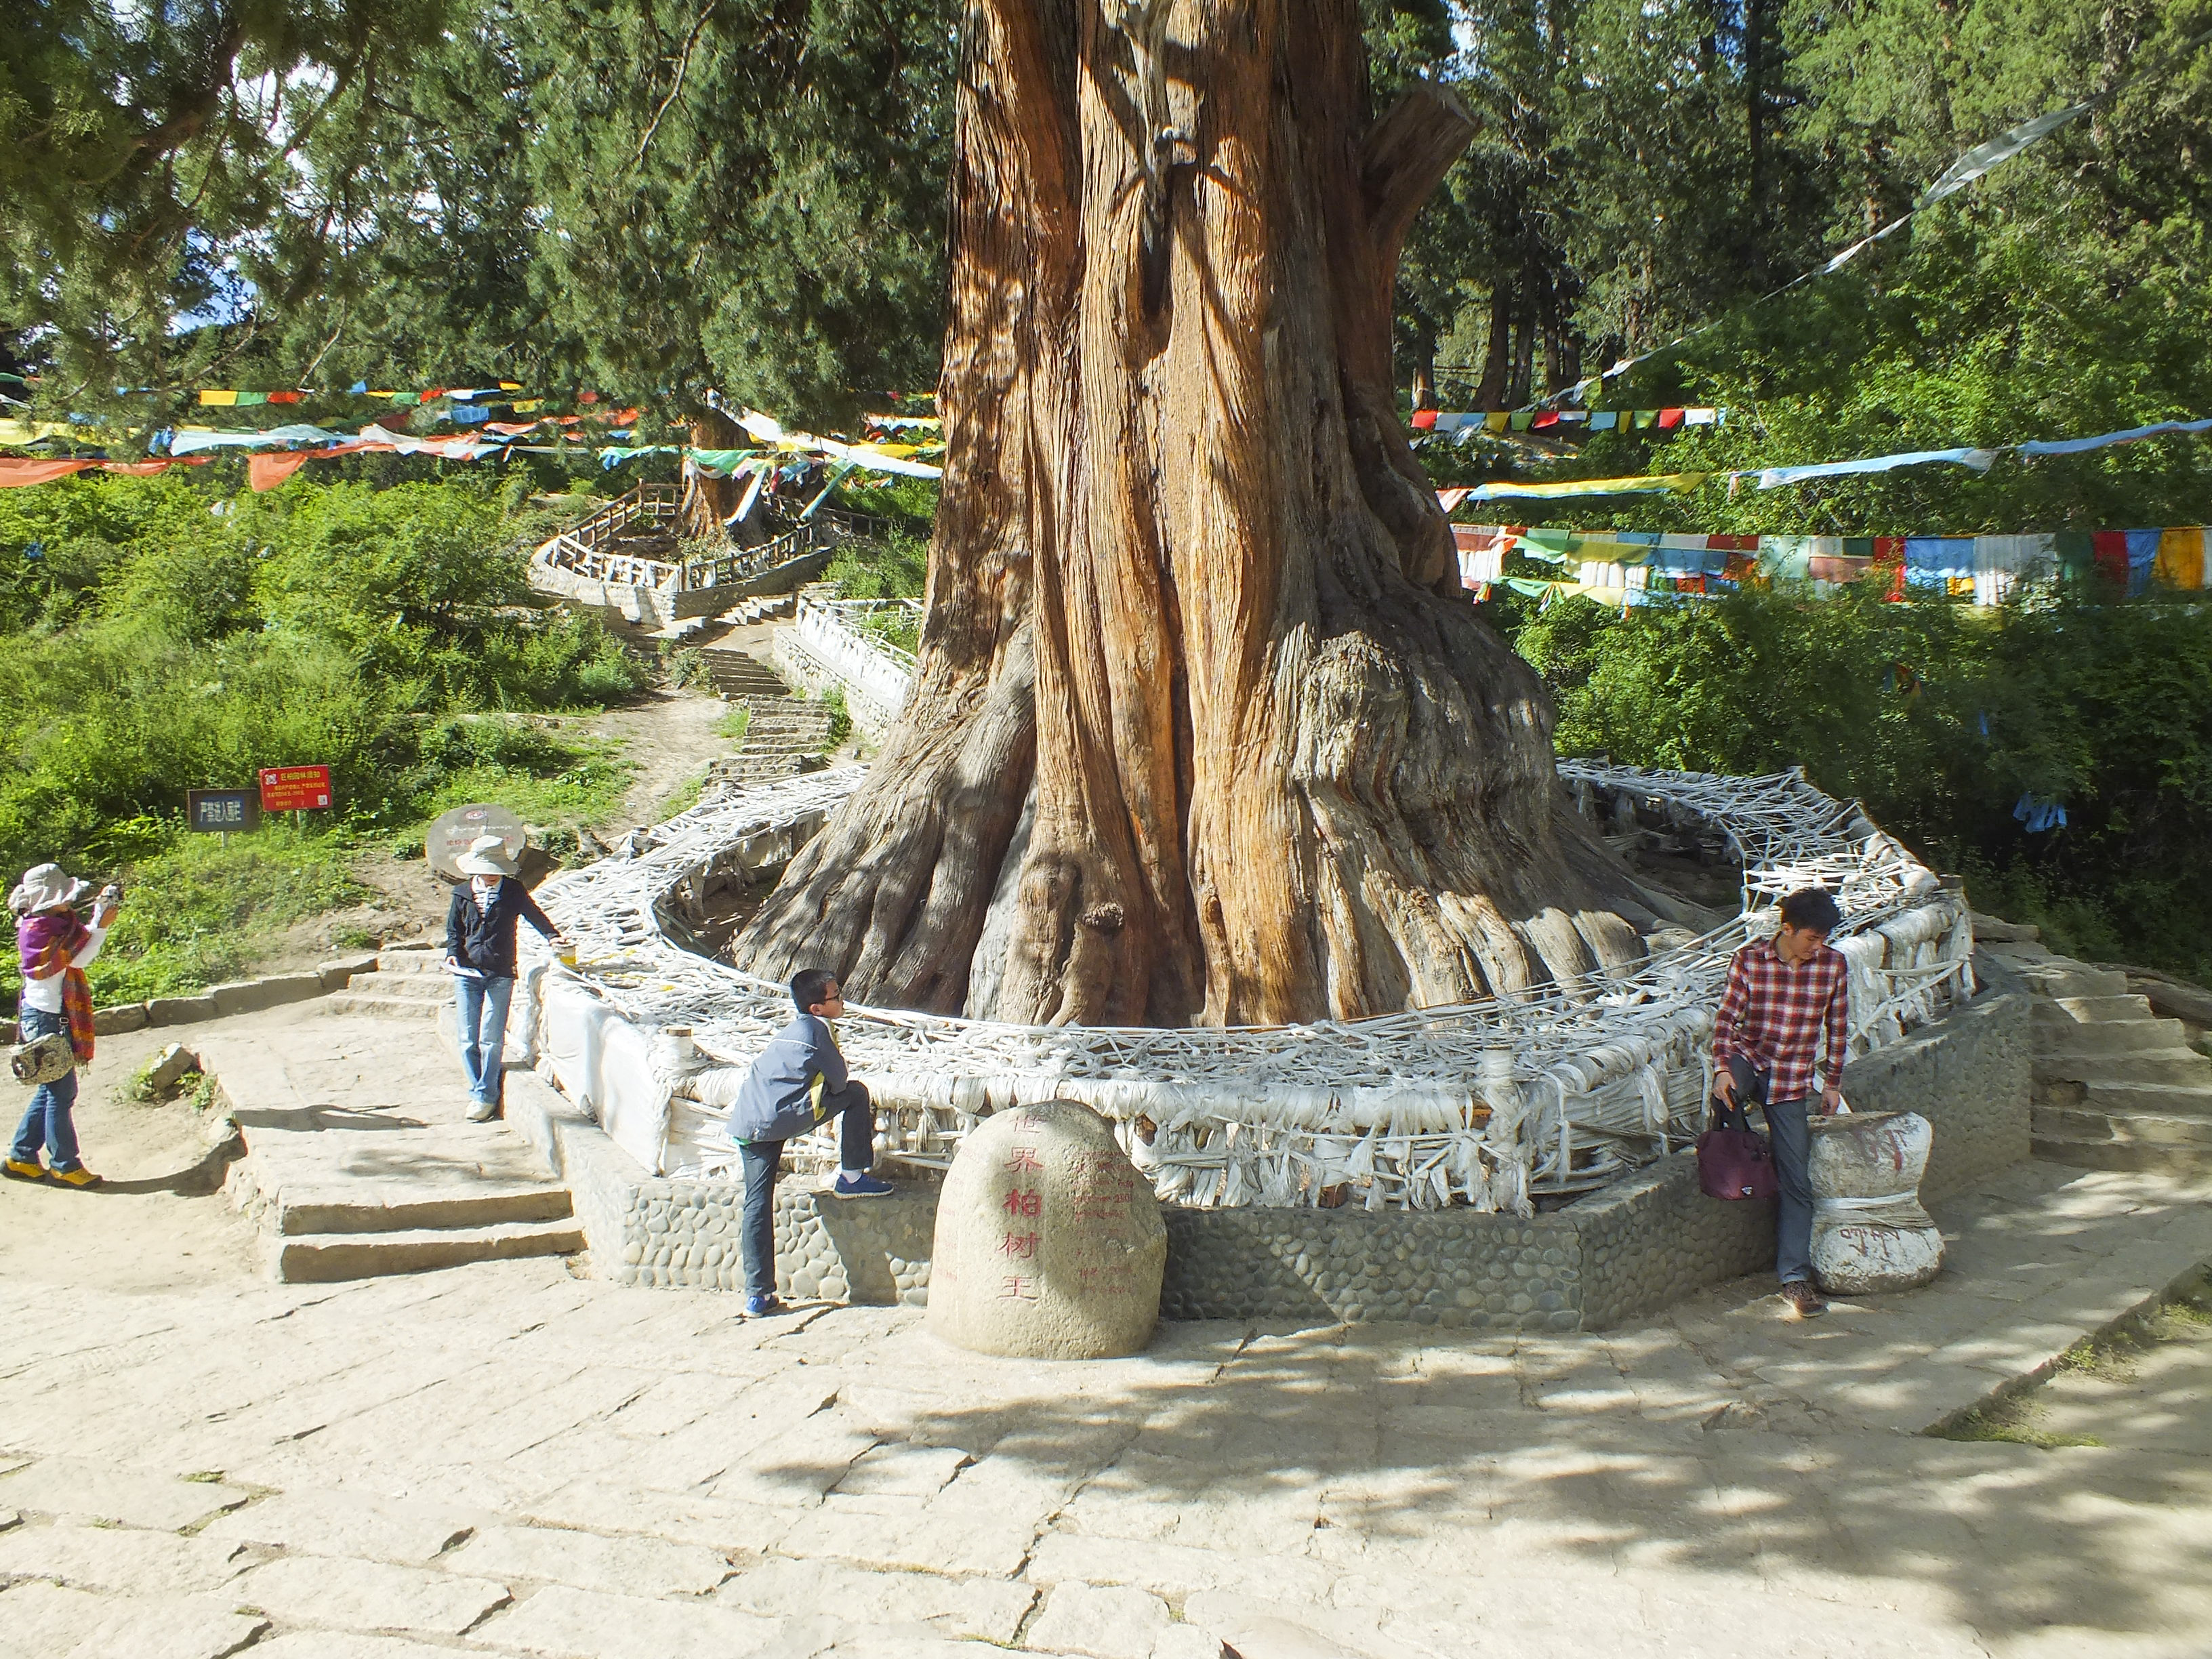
[446,835,566,1120]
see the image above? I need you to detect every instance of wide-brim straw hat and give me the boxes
[455,835,520,878]
[9,863,89,916]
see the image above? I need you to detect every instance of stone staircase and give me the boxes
[194,1023,583,1284]
[322,942,451,1021]
[1985,935,2212,1174]
[718,592,796,626]
[699,646,840,788]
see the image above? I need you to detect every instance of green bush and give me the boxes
[823,528,927,600]
[0,471,655,1006]
[0,824,369,1006]
[1512,586,2212,981]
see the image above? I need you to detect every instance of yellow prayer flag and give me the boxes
[1485,412,1510,432]
[499,381,523,391]
[2155,526,2207,591]
[511,399,542,412]
[0,419,77,445]
[198,390,239,407]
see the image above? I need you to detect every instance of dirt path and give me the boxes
[555,683,733,828]
[0,1023,260,1294]
[207,624,783,977]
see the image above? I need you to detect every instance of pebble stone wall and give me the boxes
[616,1176,939,1303]
[517,972,2030,1328]
[1158,1208,1584,1330]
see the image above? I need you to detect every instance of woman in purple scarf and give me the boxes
[7,864,119,1187]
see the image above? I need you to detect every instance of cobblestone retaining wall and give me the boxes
[1158,1208,1584,1330]
[518,977,2028,1327]
[1841,964,2032,1200]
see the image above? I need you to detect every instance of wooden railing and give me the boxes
[535,483,903,597]
[567,483,682,552]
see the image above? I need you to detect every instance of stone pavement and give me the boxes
[2,1011,2211,1657]
[195,1015,581,1282]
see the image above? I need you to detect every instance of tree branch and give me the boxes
[1360,81,1478,272]
[632,2,720,171]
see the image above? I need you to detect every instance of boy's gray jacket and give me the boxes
[725,1012,846,1144]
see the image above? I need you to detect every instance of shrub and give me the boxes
[1511,586,2212,981]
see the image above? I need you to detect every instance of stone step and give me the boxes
[2038,1078,2212,1114]
[2031,1104,2212,1148]
[2032,1017,2189,1056]
[2034,994,2160,1025]
[271,1218,585,1284]
[321,991,447,1023]
[2016,965,2129,999]
[2032,1048,2212,1087]
[2087,1078,2212,1113]
[277,1183,574,1236]
[2031,1134,2212,1176]
[342,970,451,1001]
[374,948,449,977]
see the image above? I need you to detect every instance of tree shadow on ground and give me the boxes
[731,1307,2210,1647]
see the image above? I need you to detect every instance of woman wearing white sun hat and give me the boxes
[445,835,567,1122]
[6,863,120,1187]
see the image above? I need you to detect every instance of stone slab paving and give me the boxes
[194,1017,573,1229]
[1,1012,2211,1656]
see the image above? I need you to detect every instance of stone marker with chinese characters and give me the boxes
[928,1099,1166,1359]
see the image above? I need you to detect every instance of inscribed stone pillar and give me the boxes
[1809,1110,1944,1294]
[928,1100,1166,1358]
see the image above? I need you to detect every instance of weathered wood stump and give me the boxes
[1809,1110,1944,1295]
[927,1100,1166,1359]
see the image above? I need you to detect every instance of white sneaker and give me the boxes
[467,1098,499,1122]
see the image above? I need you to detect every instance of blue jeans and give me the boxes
[454,975,516,1106]
[11,1006,81,1172]
[738,1080,875,1298]
[1728,1055,1814,1285]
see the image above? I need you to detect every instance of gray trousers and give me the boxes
[1727,1055,1814,1285]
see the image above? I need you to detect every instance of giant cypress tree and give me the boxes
[728,0,1671,1025]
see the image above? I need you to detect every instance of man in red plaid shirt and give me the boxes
[1713,887,1849,1318]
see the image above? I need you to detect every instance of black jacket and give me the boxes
[445,878,558,980]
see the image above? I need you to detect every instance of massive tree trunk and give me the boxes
[731,0,1671,1027]
[680,408,748,539]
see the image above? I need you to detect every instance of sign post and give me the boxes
[259,765,333,830]
[186,789,260,850]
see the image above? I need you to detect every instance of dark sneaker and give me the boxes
[831,1172,895,1199]
[1780,1280,1828,1319]
[744,1294,787,1317]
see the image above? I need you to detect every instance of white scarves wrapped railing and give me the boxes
[784,598,920,737]
[527,762,1973,1213]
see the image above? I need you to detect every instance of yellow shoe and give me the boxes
[46,1166,101,1189]
[3,1158,43,1181]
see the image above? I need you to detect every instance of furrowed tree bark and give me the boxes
[680,408,748,539]
[732,0,1677,1025]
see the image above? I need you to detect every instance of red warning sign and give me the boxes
[258,765,333,812]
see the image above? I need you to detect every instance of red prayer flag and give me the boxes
[2091,530,2129,583]
[268,390,303,405]
[249,452,313,491]
[1410,409,1438,430]
[1657,407,1685,429]
[1532,411,1559,429]
[0,458,98,487]
[99,459,207,476]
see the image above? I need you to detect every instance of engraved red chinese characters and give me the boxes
[928,1100,1166,1359]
